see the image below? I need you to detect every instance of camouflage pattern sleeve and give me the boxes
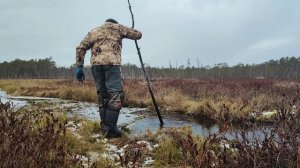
[119,25,142,40]
[76,32,92,66]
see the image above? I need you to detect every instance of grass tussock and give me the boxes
[151,127,205,167]
[91,156,118,168]
[59,86,97,102]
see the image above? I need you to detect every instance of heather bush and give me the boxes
[0,101,82,167]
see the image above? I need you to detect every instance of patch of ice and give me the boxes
[91,134,101,139]
[143,156,155,166]
[262,111,277,117]
[153,144,159,148]
[106,144,118,152]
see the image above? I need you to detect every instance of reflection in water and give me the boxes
[127,117,220,137]
[128,115,273,140]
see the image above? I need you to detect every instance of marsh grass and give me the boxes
[91,156,118,168]
[0,79,97,102]
[0,78,299,123]
[207,92,300,168]
[59,86,97,102]
[1,89,299,167]
[146,92,300,167]
[154,135,183,167]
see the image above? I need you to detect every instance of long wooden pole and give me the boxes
[127,0,164,127]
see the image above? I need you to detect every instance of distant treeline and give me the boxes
[0,56,300,79]
[0,58,74,79]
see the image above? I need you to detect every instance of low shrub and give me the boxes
[0,101,82,167]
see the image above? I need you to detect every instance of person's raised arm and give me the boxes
[119,24,142,40]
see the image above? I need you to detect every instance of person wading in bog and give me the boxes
[75,18,142,138]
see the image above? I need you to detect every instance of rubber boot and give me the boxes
[102,109,122,138]
[99,98,108,132]
[99,107,106,129]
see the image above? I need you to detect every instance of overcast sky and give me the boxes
[0,0,299,68]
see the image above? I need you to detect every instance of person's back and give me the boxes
[75,19,142,138]
[76,20,142,66]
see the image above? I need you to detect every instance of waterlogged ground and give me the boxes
[1,89,273,139]
[1,89,277,167]
[0,89,222,167]
[0,89,222,137]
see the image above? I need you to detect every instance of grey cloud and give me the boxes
[0,0,299,67]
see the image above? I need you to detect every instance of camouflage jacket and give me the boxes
[76,22,142,66]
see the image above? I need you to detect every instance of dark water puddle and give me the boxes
[128,114,273,140]
[128,116,220,137]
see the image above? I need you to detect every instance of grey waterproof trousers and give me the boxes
[91,65,124,110]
